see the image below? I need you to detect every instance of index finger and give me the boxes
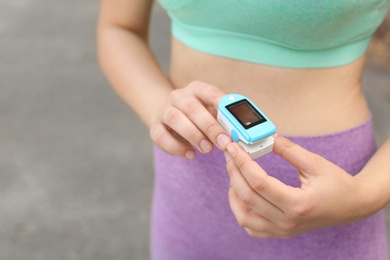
[226,142,303,208]
[190,81,225,111]
[177,81,232,150]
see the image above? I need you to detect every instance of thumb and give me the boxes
[273,135,323,175]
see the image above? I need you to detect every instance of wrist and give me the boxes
[354,171,387,219]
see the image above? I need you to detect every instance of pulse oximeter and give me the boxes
[217,94,276,159]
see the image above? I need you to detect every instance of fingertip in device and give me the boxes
[217,94,276,159]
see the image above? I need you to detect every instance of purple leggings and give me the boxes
[151,117,388,260]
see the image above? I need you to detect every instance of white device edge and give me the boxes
[217,110,274,159]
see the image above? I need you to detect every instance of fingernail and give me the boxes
[200,140,212,152]
[227,144,236,157]
[217,134,230,148]
[223,151,231,161]
[185,150,195,160]
[281,137,295,148]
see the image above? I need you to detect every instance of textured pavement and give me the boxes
[0,1,389,259]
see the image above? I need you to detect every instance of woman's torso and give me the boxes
[169,38,370,136]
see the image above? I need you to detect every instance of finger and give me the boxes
[207,106,218,118]
[187,81,231,150]
[189,81,226,111]
[226,152,284,219]
[175,96,232,150]
[150,123,195,159]
[273,135,323,175]
[162,106,213,153]
[243,228,274,239]
[228,176,287,238]
[227,142,303,208]
[228,187,274,232]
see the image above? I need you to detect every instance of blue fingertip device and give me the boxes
[217,94,276,159]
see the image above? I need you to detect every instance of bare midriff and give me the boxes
[168,38,370,136]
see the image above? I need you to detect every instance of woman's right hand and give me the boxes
[149,81,232,159]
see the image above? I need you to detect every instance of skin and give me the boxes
[98,0,390,238]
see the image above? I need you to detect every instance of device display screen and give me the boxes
[226,99,267,129]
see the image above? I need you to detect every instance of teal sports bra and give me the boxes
[158,0,390,68]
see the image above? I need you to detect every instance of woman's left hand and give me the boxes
[224,135,372,238]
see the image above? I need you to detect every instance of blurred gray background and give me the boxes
[0,1,389,259]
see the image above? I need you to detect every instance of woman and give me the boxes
[98,1,390,259]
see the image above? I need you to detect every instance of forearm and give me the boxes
[98,24,173,128]
[356,136,390,214]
